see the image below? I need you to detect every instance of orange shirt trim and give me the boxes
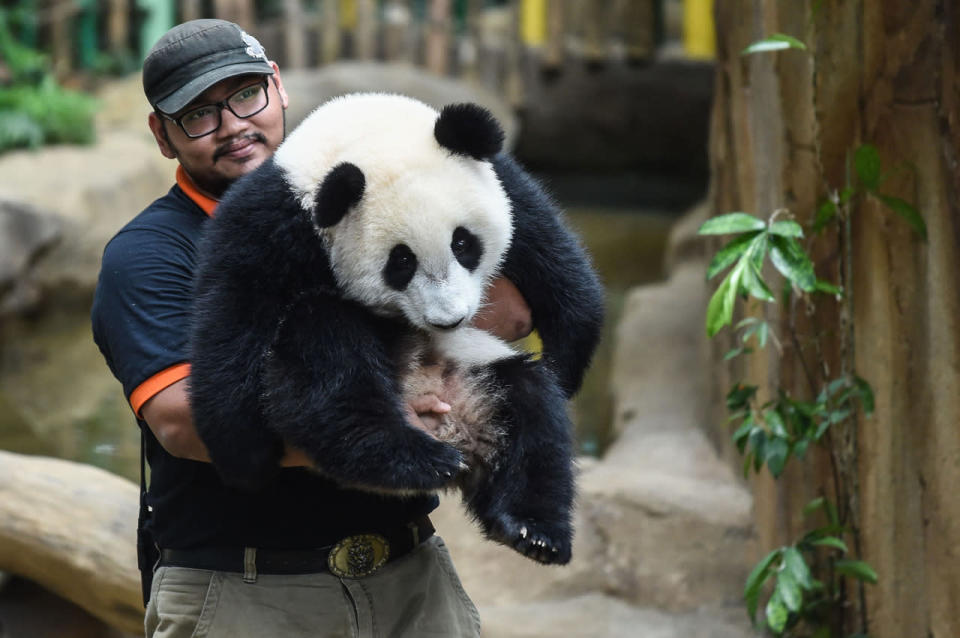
[130,362,191,418]
[176,166,218,217]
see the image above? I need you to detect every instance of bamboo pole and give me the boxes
[320,0,341,64]
[107,0,130,55]
[355,0,377,60]
[425,0,450,75]
[542,0,564,70]
[283,0,307,68]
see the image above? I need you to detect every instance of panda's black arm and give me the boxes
[259,296,465,492]
[492,153,605,398]
[189,160,325,488]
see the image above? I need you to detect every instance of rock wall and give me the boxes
[708,2,960,637]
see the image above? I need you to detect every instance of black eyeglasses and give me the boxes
[161,78,270,139]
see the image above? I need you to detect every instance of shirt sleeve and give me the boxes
[91,227,196,415]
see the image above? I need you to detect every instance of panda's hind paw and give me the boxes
[488,515,572,565]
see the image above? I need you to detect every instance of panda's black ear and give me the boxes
[314,162,365,228]
[434,103,504,160]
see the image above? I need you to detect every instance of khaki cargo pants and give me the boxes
[144,536,480,638]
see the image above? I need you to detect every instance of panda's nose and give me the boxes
[429,317,464,331]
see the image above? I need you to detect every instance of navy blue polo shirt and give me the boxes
[91,172,437,550]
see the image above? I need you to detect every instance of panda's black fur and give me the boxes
[189,95,604,565]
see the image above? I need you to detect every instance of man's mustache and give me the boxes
[213,133,267,162]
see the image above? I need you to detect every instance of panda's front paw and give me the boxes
[487,514,572,565]
[392,436,466,491]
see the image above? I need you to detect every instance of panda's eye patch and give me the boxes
[384,243,418,290]
[451,226,482,271]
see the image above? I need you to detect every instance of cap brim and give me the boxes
[155,61,275,114]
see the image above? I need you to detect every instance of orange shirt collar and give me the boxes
[176,166,218,217]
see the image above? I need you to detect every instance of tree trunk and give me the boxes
[709,2,960,637]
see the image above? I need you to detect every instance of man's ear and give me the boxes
[268,62,289,110]
[148,112,177,159]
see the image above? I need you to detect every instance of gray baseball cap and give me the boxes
[143,19,274,114]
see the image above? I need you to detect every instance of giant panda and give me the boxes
[189,93,604,565]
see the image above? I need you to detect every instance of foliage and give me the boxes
[700,144,924,636]
[742,34,808,55]
[0,10,98,154]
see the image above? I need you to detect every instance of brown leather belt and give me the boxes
[158,516,434,578]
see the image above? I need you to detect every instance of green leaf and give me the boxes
[770,235,817,292]
[876,194,927,240]
[698,212,766,235]
[745,548,781,619]
[854,144,882,191]
[707,232,758,279]
[765,436,789,478]
[839,186,855,203]
[815,279,843,297]
[727,383,758,411]
[750,427,768,472]
[804,497,826,517]
[741,261,776,302]
[765,591,789,632]
[854,376,875,416]
[765,408,789,437]
[768,220,804,238]
[782,547,814,589]
[813,200,837,233]
[794,438,809,459]
[812,536,849,553]
[776,569,803,612]
[742,33,808,55]
[706,274,731,337]
[811,628,831,638]
[732,420,754,451]
[724,346,751,360]
[835,559,878,584]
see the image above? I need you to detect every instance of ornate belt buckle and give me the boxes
[328,534,390,578]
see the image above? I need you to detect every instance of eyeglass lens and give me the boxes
[180,81,269,137]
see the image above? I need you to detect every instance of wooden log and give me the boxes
[0,450,142,635]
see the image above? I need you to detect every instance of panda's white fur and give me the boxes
[275,94,514,333]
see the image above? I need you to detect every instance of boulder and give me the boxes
[0,199,61,315]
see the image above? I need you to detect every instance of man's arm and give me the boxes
[140,378,312,466]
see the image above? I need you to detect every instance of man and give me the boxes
[91,19,531,638]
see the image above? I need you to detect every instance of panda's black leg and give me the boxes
[464,355,575,565]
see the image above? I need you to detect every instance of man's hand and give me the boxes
[472,277,532,342]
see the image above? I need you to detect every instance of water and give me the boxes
[0,206,674,476]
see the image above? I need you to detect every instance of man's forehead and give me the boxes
[181,73,267,111]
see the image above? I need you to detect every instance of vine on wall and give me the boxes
[703,30,926,638]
